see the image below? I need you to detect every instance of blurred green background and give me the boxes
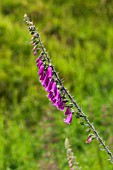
[0,0,113,169]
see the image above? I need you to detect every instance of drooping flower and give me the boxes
[46,66,52,78]
[50,81,57,95]
[65,107,71,115]
[57,101,65,111]
[37,60,43,69]
[38,65,44,75]
[47,91,54,101]
[51,98,57,106]
[39,72,45,82]
[42,75,49,88]
[64,111,72,124]
[45,80,54,92]
[64,107,72,124]
[53,88,60,100]
[36,57,41,63]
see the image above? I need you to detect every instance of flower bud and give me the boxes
[86,134,93,144]
[34,51,37,56]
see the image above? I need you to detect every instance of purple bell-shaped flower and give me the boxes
[37,60,43,69]
[64,107,72,124]
[42,75,49,88]
[65,107,71,115]
[50,81,57,96]
[46,66,52,78]
[36,56,41,63]
[45,80,54,92]
[53,89,60,100]
[57,100,65,111]
[47,92,54,101]
[39,72,45,82]
[38,65,44,75]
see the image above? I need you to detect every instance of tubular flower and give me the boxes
[42,75,49,88]
[46,66,52,78]
[38,65,44,75]
[37,60,43,69]
[50,81,57,95]
[65,106,71,115]
[36,56,41,63]
[64,107,72,124]
[45,80,54,92]
[39,73,45,82]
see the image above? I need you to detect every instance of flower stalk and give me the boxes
[24,14,113,163]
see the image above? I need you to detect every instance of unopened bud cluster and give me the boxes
[65,138,81,170]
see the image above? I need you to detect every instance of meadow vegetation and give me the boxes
[0,0,113,169]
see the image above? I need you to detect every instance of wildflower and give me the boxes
[57,100,65,111]
[39,73,45,82]
[53,89,60,100]
[50,81,57,95]
[64,107,72,124]
[37,60,43,68]
[45,80,54,92]
[42,75,49,87]
[47,91,54,101]
[36,56,41,63]
[46,66,52,78]
[65,107,71,115]
[38,65,44,75]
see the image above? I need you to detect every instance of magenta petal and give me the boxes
[36,57,41,63]
[39,72,45,82]
[54,89,60,100]
[52,98,57,106]
[50,81,57,95]
[42,75,49,87]
[37,60,43,69]
[55,100,65,111]
[64,112,72,124]
[45,80,54,92]
[47,92,54,101]
[86,136,92,144]
[38,65,44,75]
[47,66,52,78]
[47,92,57,106]
[65,107,71,115]
[58,101,65,111]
